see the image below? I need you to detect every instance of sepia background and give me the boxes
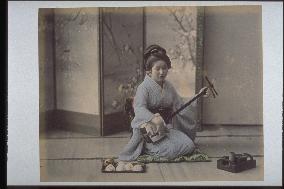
[39,6,263,182]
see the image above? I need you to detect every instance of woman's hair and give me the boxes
[144,44,171,71]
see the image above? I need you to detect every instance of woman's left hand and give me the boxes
[203,88,210,98]
[199,87,210,98]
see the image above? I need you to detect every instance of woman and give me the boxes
[118,44,208,161]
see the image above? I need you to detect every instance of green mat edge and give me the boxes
[136,150,211,163]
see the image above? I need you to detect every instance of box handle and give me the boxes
[243,153,253,160]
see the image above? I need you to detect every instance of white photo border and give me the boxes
[8,1,283,186]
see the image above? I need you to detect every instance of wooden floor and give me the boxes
[40,125,264,182]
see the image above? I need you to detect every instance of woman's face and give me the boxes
[150,60,168,85]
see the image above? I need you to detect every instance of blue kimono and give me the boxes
[118,75,197,161]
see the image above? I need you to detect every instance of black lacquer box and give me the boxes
[217,153,256,173]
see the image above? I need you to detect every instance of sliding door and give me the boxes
[100,7,144,136]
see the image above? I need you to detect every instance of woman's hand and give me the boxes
[151,113,167,135]
[143,123,156,136]
[141,113,168,136]
[199,87,210,98]
[151,113,165,126]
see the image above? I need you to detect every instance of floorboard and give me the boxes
[40,125,264,182]
[199,125,263,136]
[40,135,263,160]
[196,136,263,157]
[40,157,263,182]
[40,160,164,182]
[41,125,263,139]
[158,157,263,181]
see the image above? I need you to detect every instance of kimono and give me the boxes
[118,75,197,161]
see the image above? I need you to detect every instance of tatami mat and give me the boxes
[40,125,264,182]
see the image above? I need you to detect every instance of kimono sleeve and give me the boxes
[131,85,155,129]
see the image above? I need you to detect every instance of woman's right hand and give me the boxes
[144,122,156,136]
[151,113,165,126]
[151,113,167,135]
[141,114,168,136]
